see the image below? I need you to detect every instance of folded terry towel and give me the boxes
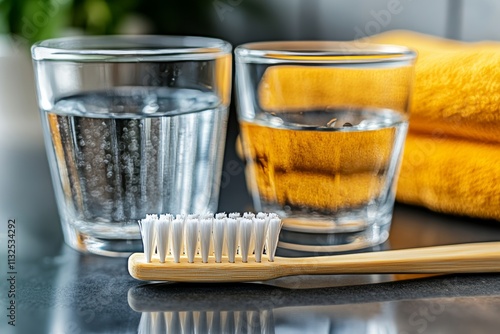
[239,30,500,220]
[239,121,392,210]
[239,52,412,212]
[398,134,500,220]
[372,30,500,220]
[371,30,500,144]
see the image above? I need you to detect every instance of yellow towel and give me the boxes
[239,44,414,211]
[371,30,500,220]
[239,30,500,220]
[258,66,412,113]
[239,121,393,211]
[398,134,500,220]
[371,30,500,144]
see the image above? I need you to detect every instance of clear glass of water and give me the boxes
[235,41,416,255]
[32,36,232,256]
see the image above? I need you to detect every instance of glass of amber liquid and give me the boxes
[235,41,416,255]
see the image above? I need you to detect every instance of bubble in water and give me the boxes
[100,142,110,150]
[47,88,227,238]
[128,142,138,151]
[91,190,101,197]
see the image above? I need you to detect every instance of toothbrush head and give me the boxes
[135,212,282,271]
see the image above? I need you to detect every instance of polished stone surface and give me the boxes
[1,140,500,333]
[1,60,500,333]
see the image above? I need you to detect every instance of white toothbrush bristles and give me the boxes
[215,213,226,219]
[253,217,268,263]
[226,218,239,263]
[266,218,282,262]
[156,214,171,263]
[185,218,198,263]
[171,217,184,263]
[239,218,253,263]
[256,212,267,219]
[199,218,212,263]
[137,212,282,263]
[138,215,157,263]
[213,217,225,263]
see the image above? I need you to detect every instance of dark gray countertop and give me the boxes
[2,204,500,334]
[1,112,500,334]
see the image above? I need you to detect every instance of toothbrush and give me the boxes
[136,212,282,264]
[129,213,500,282]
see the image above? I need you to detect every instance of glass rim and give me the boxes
[31,35,232,61]
[235,40,416,64]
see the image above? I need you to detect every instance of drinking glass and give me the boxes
[235,41,415,255]
[32,36,232,256]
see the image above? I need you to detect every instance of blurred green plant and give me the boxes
[0,0,12,34]
[71,0,140,35]
[1,0,269,46]
[6,0,73,44]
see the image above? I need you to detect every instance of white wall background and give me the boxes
[462,0,500,41]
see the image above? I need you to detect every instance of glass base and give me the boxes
[62,222,142,257]
[276,219,391,257]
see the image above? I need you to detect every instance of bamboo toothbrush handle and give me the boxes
[279,242,500,276]
[129,241,500,282]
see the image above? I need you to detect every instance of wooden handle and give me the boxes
[129,242,500,282]
[278,242,500,276]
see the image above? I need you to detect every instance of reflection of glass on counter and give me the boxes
[274,304,397,334]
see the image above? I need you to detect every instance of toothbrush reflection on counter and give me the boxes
[128,212,500,282]
[129,282,397,334]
